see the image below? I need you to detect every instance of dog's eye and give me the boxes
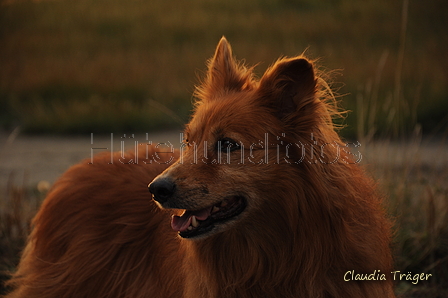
[217,138,241,152]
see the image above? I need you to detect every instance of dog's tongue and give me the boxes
[171,207,211,232]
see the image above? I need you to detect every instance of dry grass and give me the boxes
[1,139,447,296]
[362,138,448,297]
[0,174,45,295]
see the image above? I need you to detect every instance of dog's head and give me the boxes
[149,37,343,240]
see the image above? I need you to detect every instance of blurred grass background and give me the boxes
[0,0,447,136]
[1,0,448,296]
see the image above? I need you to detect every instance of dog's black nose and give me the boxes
[148,177,176,204]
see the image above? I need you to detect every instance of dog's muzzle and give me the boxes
[148,177,176,205]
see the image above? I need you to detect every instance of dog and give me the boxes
[5,37,395,297]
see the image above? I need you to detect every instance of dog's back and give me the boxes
[5,148,182,298]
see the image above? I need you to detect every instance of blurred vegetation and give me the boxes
[0,0,447,136]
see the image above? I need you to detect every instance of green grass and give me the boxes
[0,0,447,135]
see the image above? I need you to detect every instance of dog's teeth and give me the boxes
[212,206,220,213]
[191,216,199,228]
[187,226,193,231]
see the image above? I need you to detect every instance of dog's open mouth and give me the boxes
[171,196,246,238]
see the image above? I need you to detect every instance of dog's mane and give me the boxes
[182,39,394,298]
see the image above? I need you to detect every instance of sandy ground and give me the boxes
[0,130,184,189]
[1,130,447,190]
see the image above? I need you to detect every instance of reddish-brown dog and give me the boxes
[5,37,395,297]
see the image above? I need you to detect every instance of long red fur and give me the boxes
[5,37,395,298]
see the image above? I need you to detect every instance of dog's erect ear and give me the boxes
[258,58,317,120]
[196,37,252,100]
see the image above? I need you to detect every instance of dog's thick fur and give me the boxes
[5,37,395,298]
